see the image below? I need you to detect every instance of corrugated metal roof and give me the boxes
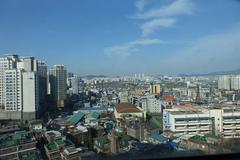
[91,111,100,119]
[150,134,168,142]
[67,112,84,124]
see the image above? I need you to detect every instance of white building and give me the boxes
[0,55,18,110]
[163,105,240,138]
[118,91,128,103]
[4,69,22,111]
[230,75,240,90]
[0,55,39,120]
[22,72,38,113]
[141,95,162,113]
[218,75,231,90]
[67,75,80,95]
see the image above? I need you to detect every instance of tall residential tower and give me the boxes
[49,65,67,108]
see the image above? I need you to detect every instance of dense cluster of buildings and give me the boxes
[2,54,240,159]
[0,54,71,120]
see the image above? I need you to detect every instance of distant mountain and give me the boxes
[83,75,107,78]
[179,68,240,77]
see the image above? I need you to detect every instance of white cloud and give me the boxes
[135,0,148,12]
[131,0,195,36]
[141,18,176,36]
[159,26,240,74]
[104,38,163,57]
[133,0,194,19]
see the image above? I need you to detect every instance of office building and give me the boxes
[49,65,67,108]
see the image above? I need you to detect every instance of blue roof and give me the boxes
[150,134,168,142]
[91,111,100,119]
[67,112,84,124]
[79,106,111,111]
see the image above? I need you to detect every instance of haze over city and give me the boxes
[1,0,240,75]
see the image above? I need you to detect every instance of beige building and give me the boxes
[114,103,146,120]
[150,83,161,94]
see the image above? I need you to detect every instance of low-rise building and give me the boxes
[66,126,90,147]
[29,120,43,132]
[93,136,110,153]
[114,103,146,120]
[61,147,81,160]
[148,134,168,144]
[45,130,62,143]
[163,104,240,138]
[0,131,37,160]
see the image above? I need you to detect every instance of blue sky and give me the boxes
[0,0,240,76]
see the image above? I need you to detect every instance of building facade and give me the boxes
[0,55,39,120]
[49,65,67,108]
[163,105,240,138]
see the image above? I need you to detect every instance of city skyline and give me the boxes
[1,0,240,75]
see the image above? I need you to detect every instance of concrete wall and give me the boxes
[0,111,35,121]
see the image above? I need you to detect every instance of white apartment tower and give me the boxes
[218,75,231,90]
[0,55,18,110]
[0,55,39,120]
[230,75,240,90]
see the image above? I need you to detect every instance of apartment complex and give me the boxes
[218,75,240,90]
[0,55,39,120]
[163,104,240,138]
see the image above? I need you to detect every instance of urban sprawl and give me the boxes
[1,54,240,159]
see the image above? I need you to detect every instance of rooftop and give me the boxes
[67,112,84,124]
[19,150,38,160]
[78,106,111,111]
[46,142,59,152]
[149,134,168,142]
[0,131,34,148]
[115,103,142,113]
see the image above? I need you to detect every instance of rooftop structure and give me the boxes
[67,112,85,125]
[0,131,37,160]
[114,103,146,120]
[115,103,142,113]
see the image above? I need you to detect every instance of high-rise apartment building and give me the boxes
[71,75,80,95]
[218,75,231,90]
[49,65,67,108]
[67,74,81,95]
[0,55,39,120]
[150,83,161,94]
[37,61,47,103]
[0,55,18,110]
[230,75,240,90]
